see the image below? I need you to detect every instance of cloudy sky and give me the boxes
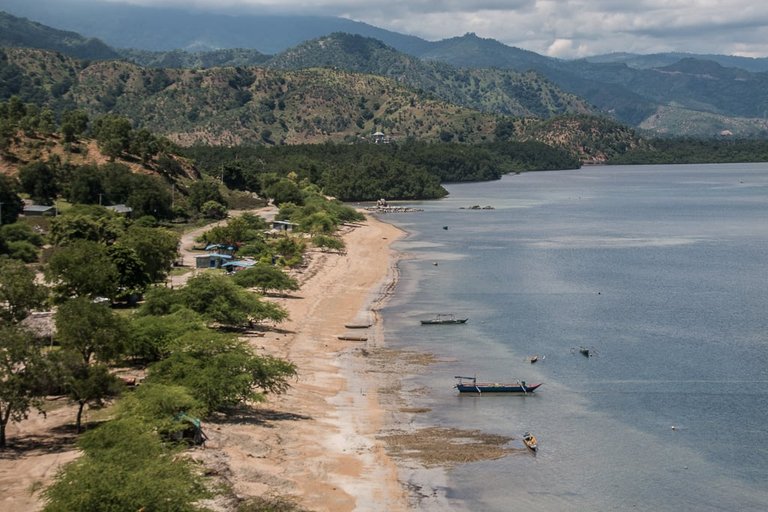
[103,0,768,58]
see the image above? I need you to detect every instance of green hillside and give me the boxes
[0,47,502,146]
[267,33,594,119]
[119,48,272,69]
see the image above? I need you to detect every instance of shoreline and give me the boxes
[198,212,414,511]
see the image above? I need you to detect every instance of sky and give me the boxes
[101,0,768,58]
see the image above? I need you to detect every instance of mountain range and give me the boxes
[3,1,768,138]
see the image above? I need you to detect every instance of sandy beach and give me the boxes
[0,211,412,511]
[197,212,411,511]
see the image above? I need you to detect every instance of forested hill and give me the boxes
[0,47,505,146]
[0,11,118,60]
[267,33,594,119]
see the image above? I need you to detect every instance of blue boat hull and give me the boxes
[456,382,542,394]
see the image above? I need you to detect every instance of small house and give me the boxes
[195,253,233,269]
[205,243,236,255]
[271,220,297,232]
[106,204,133,216]
[222,260,256,273]
[23,204,55,216]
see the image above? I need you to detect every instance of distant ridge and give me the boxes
[5,1,768,136]
[0,0,432,54]
[0,11,118,60]
[585,52,768,73]
[267,33,594,119]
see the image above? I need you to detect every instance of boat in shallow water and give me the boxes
[454,376,542,394]
[421,314,468,325]
[522,431,538,451]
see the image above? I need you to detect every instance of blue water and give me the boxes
[378,163,768,511]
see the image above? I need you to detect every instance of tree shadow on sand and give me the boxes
[0,423,80,459]
[212,405,311,428]
[263,292,303,300]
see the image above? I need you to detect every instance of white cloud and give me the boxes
[97,0,768,57]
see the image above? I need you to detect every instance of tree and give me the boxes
[60,109,89,143]
[271,235,306,267]
[0,259,48,324]
[266,178,303,206]
[136,286,181,317]
[312,234,346,254]
[117,383,205,436]
[54,298,127,431]
[125,174,172,219]
[0,325,48,447]
[55,297,127,366]
[92,114,132,161]
[0,174,23,226]
[180,273,288,328]
[199,200,227,219]
[148,331,296,413]
[42,417,208,511]
[67,164,105,205]
[127,308,206,362]
[45,240,119,300]
[299,211,335,234]
[119,225,179,283]
[199,214,265,247]
[188,177,225,212]
[4,240,39,262]
[48,209,125,246]
[18,161,58,205]
[100,162,134,203]
[129,128,159,163]
[107,244,151,299]
[232,263,300,296]
[56,356,122,433]
[0,222,44,247]
[37,108,55,135]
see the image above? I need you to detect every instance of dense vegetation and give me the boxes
[181,139,580,201]
[0,47,503,146]
[608,138,768,164]
[119,47,271,69]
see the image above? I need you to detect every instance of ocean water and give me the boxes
[378,163,768,511]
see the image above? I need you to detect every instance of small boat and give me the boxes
[421,314,468,325]
[529,355,540,364]
[344,323,372,329]
[522,431,538,452]
[337,335,368,341]
[454,376,542,394]
[579,347,592,357]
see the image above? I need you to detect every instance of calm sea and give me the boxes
[378,163,768,511]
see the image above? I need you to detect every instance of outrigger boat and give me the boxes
[454,376,542,394]
[421,314,468,325]
[522,431,538,452]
